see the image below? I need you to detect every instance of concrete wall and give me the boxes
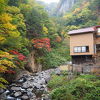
[70,33,94,55]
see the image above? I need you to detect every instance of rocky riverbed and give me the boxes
[0,68,61,100]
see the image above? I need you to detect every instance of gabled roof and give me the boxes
[68,26,100,35]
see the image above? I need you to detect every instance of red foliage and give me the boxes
[5,70,16,74]
[9,50,26,61]
[18,53,26,61]
[32,38,51,51]
[9,50,19,55]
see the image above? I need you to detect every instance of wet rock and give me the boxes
[5,90,10,95]
[18,77,27,83]
[6,95,16,100]
[20,88,26,92]
[16,98,21,100]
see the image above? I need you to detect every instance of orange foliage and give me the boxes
[32,38,51,51]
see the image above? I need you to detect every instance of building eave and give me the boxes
[68,25,100,35]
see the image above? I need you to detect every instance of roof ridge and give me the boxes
[68,25,100,35]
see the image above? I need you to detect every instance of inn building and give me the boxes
[68,26,100,64]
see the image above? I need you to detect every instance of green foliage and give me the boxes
[0,0,29,88]
[19,47,29,56]
[55,0,100,36]
[8,0,28,7]
[41,43,70,69]
[0,0,7,14]
[50,74,100,100]
[20,2,49,38]
[0,4,28,49]
[0,77,8,89]
[0,51,16,88]
[48,74,68,90]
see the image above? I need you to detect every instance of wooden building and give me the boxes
[68,26,100,64]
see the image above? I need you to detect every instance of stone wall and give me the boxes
[72,64,100,75]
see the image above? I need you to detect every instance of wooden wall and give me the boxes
[70,33,94,56]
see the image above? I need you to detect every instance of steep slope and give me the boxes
[55,0,78,16]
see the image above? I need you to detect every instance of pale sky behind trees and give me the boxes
[39,0,59,3]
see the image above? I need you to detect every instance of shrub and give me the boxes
[48,74,68,90]
[9,50,26,68]
[42,46,70,69]
[50,75,100,100]
[0,51,16,88]
[32,38,51,51]
[0,77,8,89]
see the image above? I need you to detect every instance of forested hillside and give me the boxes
[0,0,100,100]
[54,0,100,34]
[47,0,100,100]
[0,0,70,88]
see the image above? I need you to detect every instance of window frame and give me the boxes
[73,46,89,53]
[97,28,100,33]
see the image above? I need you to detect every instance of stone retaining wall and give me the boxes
[72,64,100,75]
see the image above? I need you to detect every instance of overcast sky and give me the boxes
[39,0,59,4]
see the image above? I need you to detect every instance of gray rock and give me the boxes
[14,91,22,97]
[34,83,43,89]
[27,91,36,98]
[21,95,29,100]
[41,94,51,100]
[27,88,33,92]
[11,87,21,91]
[44,76,51,83]
[54,68,61,75]
[2,68,61,100]
[5,90,10,95]
[0,89,5,94]
[18,77,27,83]
[20,88,26,91]
[16,98,21,100]
[23,82,33,89]
[6,95,15,100]
[10,83,17,87]
[37,78,46,84]
[0,92,6,100]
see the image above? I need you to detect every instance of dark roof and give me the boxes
[68,26,100,35]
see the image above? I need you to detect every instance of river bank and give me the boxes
[0,68,61,100]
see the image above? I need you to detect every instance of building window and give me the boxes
[82,46,86,52]
[97,28,100,33]
[77,47,81,52]
[74,46,89,53]
[74,47,78,53]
